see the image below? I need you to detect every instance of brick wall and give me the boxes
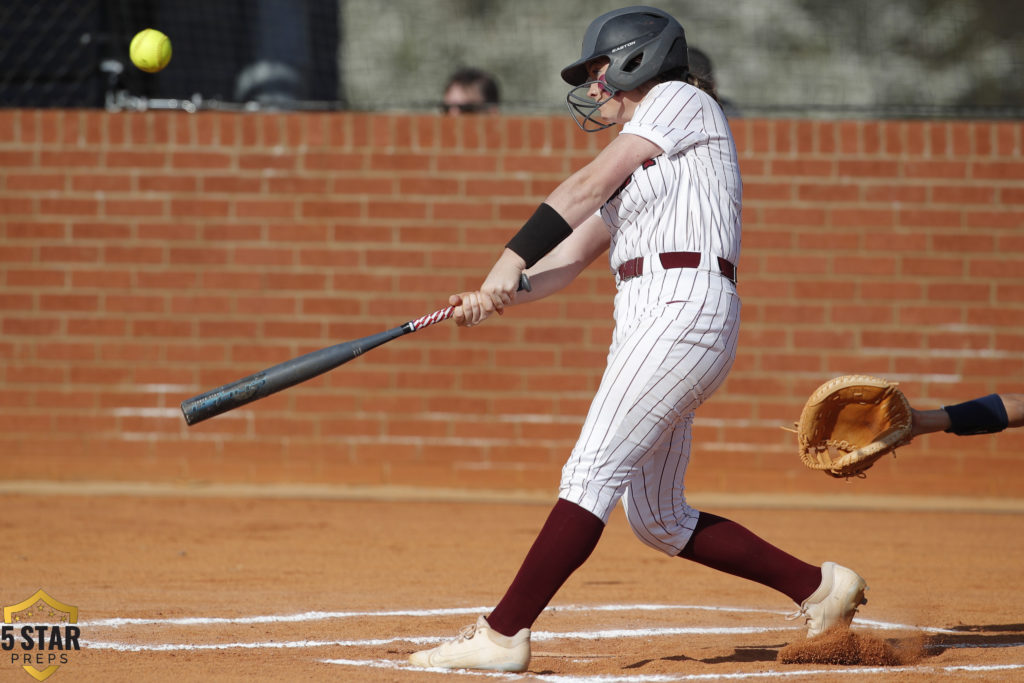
[1,110,1022,499]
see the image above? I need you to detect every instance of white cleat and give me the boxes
[409,615,530,672]
[789,561,868,638]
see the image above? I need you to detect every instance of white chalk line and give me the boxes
[79,603,787,628]
[81,626,795,653]
[80,603,968,651]
[319,658,1024,681]
[80,629,1024,655]
[77,602,1024,679]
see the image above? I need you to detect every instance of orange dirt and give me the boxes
[2,487,1023,682]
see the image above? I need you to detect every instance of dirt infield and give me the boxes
[2,485,1023,682]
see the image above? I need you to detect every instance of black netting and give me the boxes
[0,0,342,111]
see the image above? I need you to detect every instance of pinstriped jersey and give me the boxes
[601,81,742,274]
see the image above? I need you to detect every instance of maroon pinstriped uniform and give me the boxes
[559,80,742,554]
[410,9,866,671]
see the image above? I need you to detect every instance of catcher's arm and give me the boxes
[910,393,1024,438]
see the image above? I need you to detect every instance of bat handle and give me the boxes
[407,306,456,331]
[407,273,531,331]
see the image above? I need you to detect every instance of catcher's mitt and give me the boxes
[797,375,913,478]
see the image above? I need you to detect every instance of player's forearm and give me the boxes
[517,261,587,304]
[911,393,1024,437]
[909,408,951,437]
[1002,394,1024,427]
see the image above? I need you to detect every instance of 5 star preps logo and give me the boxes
[2,590,80,681]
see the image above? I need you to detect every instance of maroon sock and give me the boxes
[677,511,822,604]
[487,498,604,637]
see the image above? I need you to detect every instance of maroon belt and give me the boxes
[617,252,737,284]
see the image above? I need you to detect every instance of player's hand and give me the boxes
[449,291,495,327]
[479,249,528,315]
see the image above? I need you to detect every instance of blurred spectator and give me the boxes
[441,67,500,115]
[688,46,740,118]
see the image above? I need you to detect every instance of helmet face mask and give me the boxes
[562,5,688,132]
[566,79,619,132]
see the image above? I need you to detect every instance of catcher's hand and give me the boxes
[796,375,913,478]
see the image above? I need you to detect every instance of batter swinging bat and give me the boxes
[180,274,530,425]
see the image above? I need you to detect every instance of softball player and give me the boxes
[412,6,866,672]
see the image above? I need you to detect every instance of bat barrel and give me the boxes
[178,286,523,426]
[181,327,404,425]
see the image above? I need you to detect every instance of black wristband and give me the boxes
[943,394,1009,435]
[506,203,573,268]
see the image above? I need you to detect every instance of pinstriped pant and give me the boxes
[559,270,740,555]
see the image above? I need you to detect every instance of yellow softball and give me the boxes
[130,28,172,73]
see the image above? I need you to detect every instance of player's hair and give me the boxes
[444,67,500,105]
[633,58,719,104]
[657,66,719,103]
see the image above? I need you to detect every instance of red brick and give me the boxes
[972,161,1024,180]
[966,210,1024,230]
[104,246,165,264]
[139,175,199,192]
[968,259,1024,279]
[904,161,968,179]
[796,183,858,202]
[107,151,168,168]
[170,198,230,217]
[239,153,295,171]
[898,209,962,229]
[833,256,898,277]
[902,257,966,277]
[0,151,36,167]
[71,174,133,192]
[105,199,165,216]
[769,159,834,177]
[39,151,102,168]
[761,207,827,227]
[830,208,894,228]
[204,176,263,193]
[66,318,127,336]
[837,160,900,178]
[5,221,65,239]
[171,151,234,169]
[106,295,166,313]
[0,111,16,142]
[133,320,194,337]
[39,294,99,312]
[932,234,995,253]
[39,198,99,216]
[40,245,100,263]
[302,200,362,218]
[6,173,65,191]
[2,318,62,336]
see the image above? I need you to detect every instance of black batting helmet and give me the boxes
[561,5,688,93]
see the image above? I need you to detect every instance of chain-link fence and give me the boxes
[2,0,1023,118]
